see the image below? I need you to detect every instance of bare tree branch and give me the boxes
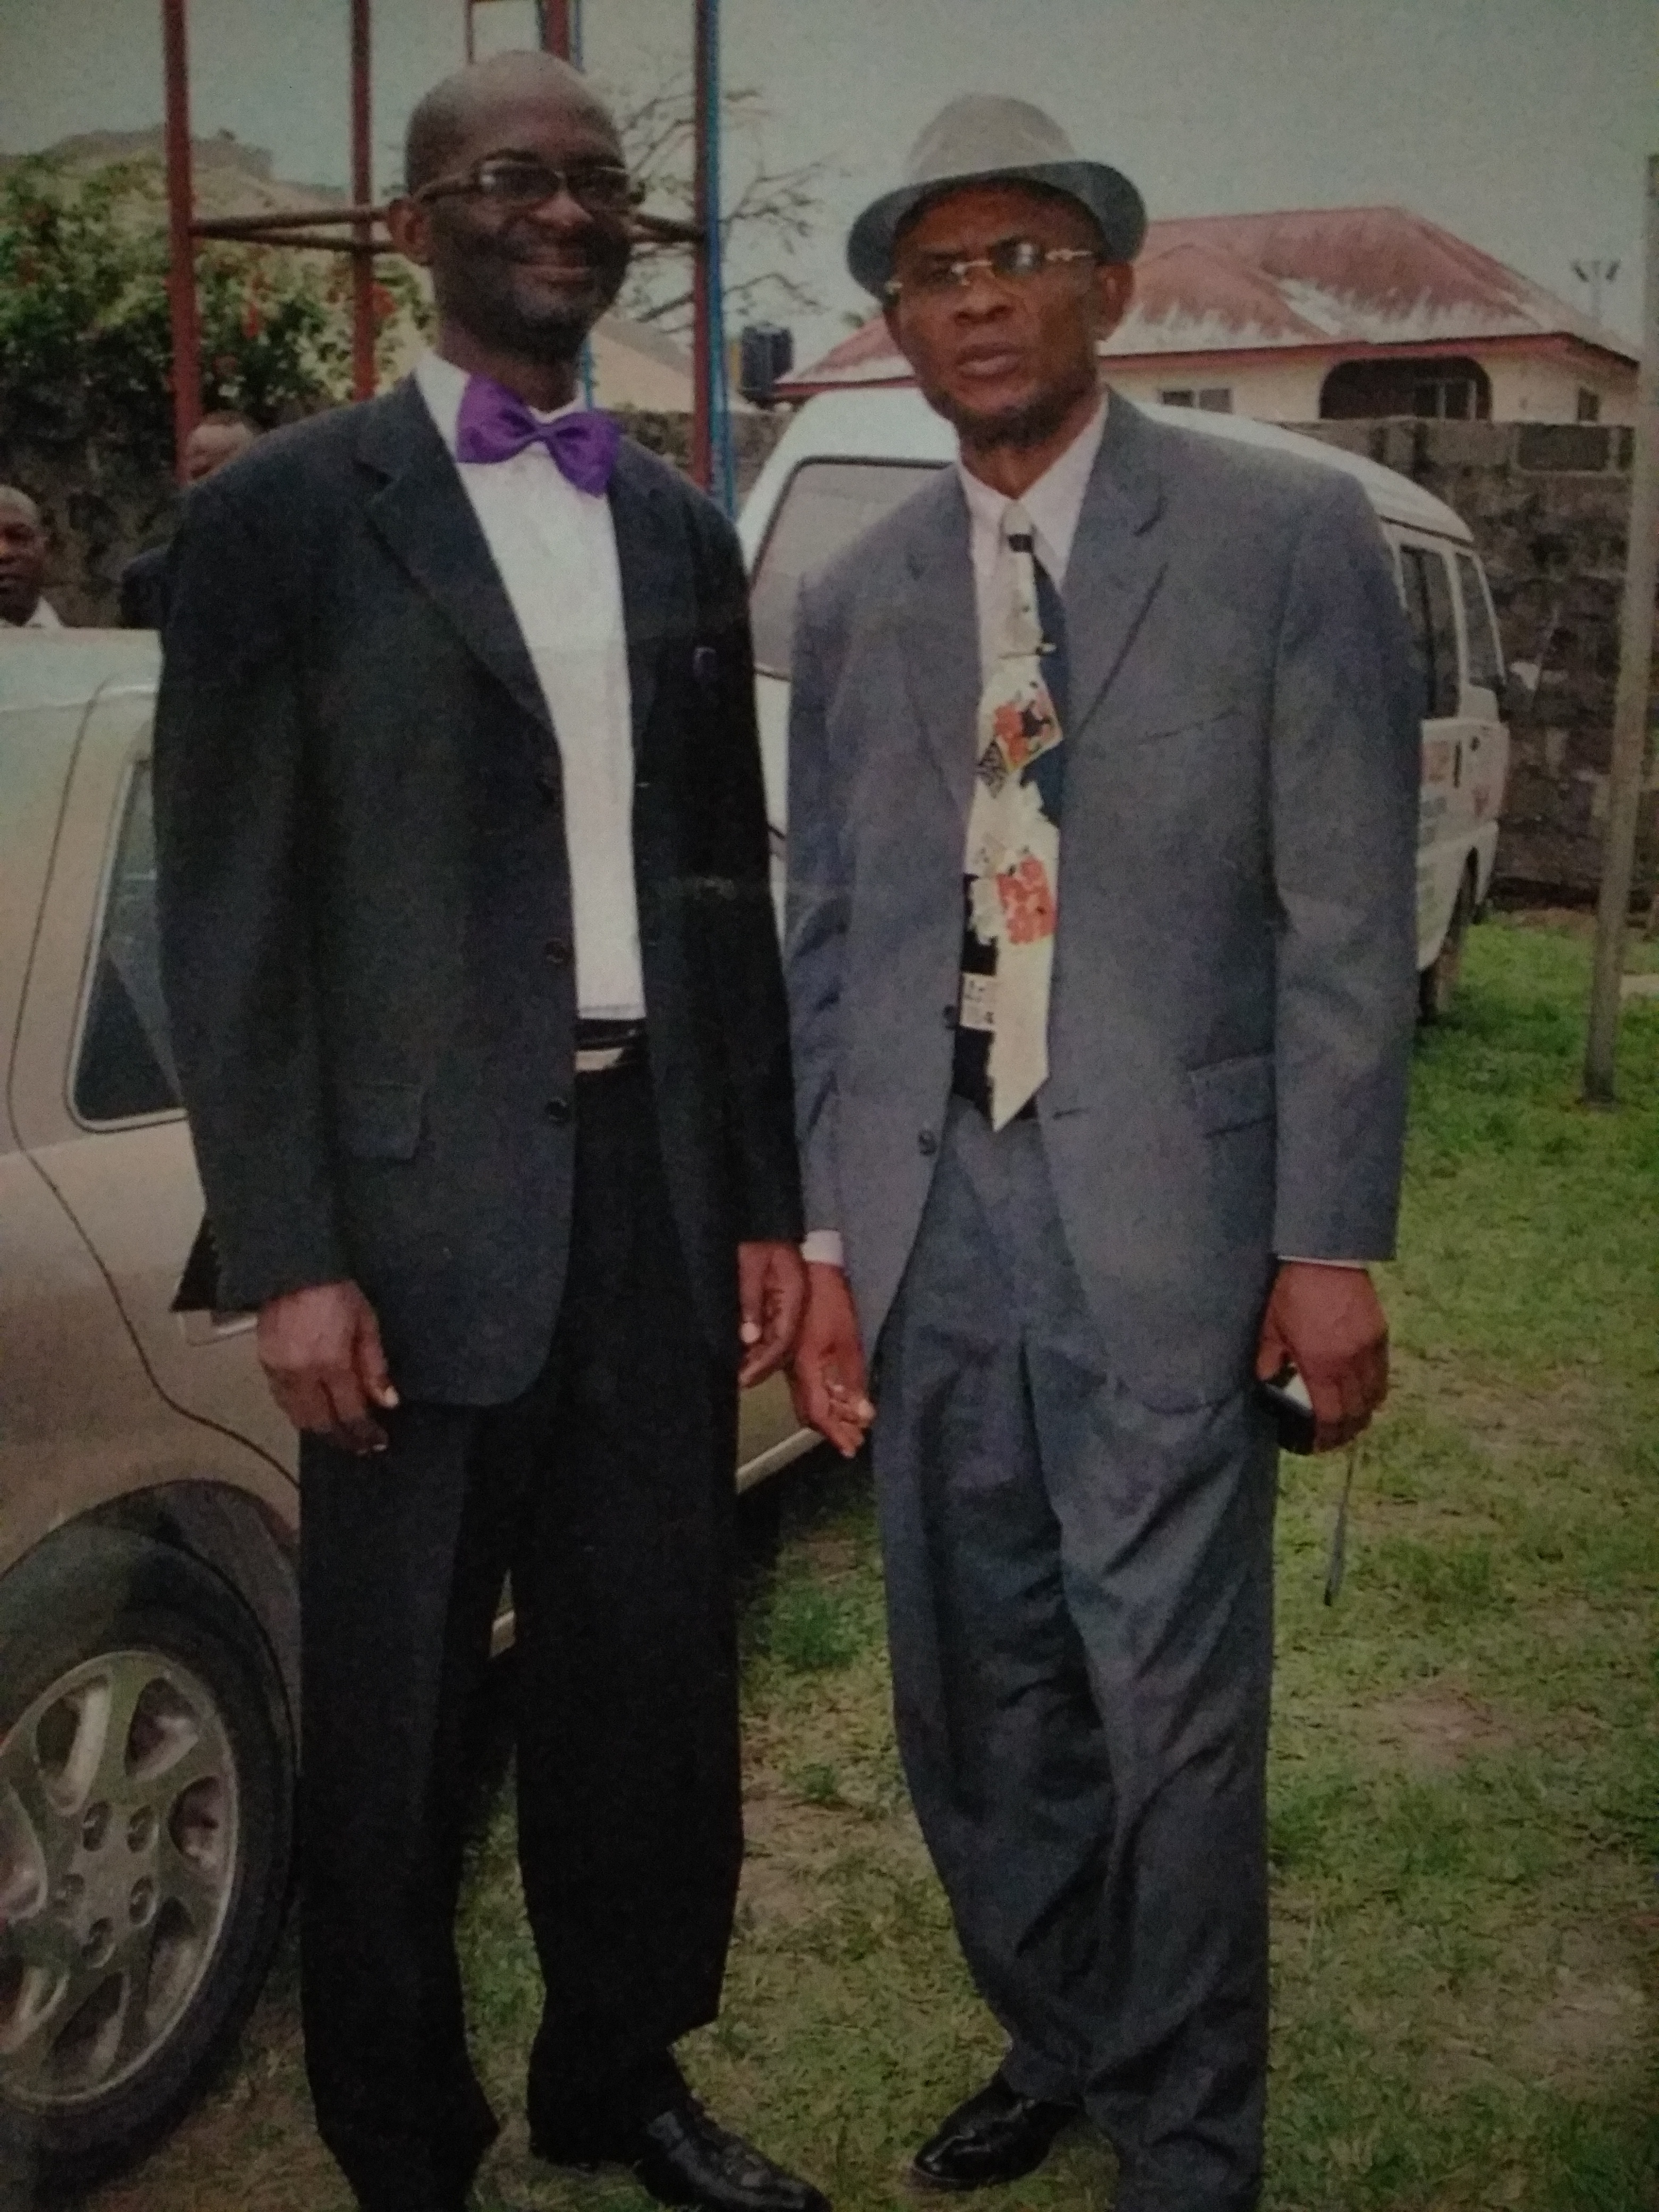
[598,65,836,342]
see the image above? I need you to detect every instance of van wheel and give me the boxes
[0,1527,294,2196]
[1419,867,1475,1024]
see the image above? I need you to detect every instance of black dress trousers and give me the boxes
[297,1061,742,2212]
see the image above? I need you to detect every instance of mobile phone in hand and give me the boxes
[1258,1363,1317,1455]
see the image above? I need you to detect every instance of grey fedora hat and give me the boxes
[848,93,1147,297]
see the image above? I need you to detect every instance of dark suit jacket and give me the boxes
[119,541,172,630]
[155,376,801,1405]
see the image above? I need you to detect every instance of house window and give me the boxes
[1197,388,1233,413]
[1159,388,1195,407]
[1577,387,1602,423]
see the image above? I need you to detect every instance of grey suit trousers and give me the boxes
[873,1100,1277,2212]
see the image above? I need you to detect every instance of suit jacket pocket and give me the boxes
[1188,1050,1273,1135]
[334,1079,425,1161]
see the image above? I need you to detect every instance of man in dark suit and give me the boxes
[120,412,261,629]
[155,52,820,2212]
[786,97,1418,2212]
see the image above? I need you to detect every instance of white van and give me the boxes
[738,388,1511,1020]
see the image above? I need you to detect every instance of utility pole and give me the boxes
[1583,157,1659,1103]
[1573,256,1621,326]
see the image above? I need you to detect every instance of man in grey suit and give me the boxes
[785,97,1418,2211]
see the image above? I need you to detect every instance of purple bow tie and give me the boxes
[454,374,621,495]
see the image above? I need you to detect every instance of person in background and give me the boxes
[155,51,819,2212]
[0,487,61,629]
[785,94,1419,2212]
[119,412,262,630]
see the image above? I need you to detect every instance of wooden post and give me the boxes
[541,0,573,56]
[1583,154,1659,1102]
[161,0,202,478]
[349,0,376,401]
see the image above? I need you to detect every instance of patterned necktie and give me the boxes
[961,503,1066,1130]
[454,372,622,495]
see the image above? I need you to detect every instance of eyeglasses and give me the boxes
[413,156,641,215]
[885,238,1101,301]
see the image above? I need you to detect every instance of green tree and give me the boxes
[0,154,426,475]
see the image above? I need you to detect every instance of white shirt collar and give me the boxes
[956,392,1109,584]
[414,349,585,456]
[8,597,62,630]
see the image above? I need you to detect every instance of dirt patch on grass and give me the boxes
[1524,1929,1650,2089]
[1364,1679,1518,1772]
[739,1783,853,1930]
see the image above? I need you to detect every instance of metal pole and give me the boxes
[349,0,376,401]
[690,0,713,491]
[541,0,572,56]
[1584,154,1659,1103]
[161,0,202,478]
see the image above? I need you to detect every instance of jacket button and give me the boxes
[545,1096,572,1126]
[537,768,559,805]
[544,937,572,967]
[942,1004,958,1029]
[918,1127,939,1157]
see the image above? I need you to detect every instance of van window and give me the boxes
[73,763,181,1124]
[1398,544,1460,720]
[1455,552,1503,693]
[749,459,939,677]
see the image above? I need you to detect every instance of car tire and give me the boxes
[0,1525,294,2198]
[1419,866,1474,1025]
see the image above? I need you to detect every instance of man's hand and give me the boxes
[257,1280,399,1456]
[738,1241,808,1388]
[790,1262,875,1457]
[1255,1261,1388,1453]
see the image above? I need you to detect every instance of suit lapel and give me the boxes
[898,471,981,830]
[357,379,552,741]
[1063,398,1167,737]
[607,442,691,756]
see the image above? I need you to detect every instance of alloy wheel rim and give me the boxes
[0,1647,240,2111]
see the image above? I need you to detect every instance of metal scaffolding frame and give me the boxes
[160,0,728,498]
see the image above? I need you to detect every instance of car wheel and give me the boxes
[0,1526,294,2197]
[1419,866,1474,1024]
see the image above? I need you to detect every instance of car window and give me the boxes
[73,761,182,1124]
[1455,552,1503,693]
[1398,544,1461,721]
[749,459,940,678]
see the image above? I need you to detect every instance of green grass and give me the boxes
[87,916,1659,2212]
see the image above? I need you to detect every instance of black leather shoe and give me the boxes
[535,2093,830,2212]
[910,2073,1077,2190]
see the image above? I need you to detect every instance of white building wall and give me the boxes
[1482,353,1636,426]
[1107,358,1327,421]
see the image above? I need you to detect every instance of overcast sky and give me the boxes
[2,0,1653,364]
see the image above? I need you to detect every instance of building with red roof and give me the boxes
[781,205,1637,426]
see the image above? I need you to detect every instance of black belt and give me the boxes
[575,1018,647,1075]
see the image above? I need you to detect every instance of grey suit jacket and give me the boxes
[785,396,1419,1412]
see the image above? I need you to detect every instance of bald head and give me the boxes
[0,485,42,531]
[404,51,617,193]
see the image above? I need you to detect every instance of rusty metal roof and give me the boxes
[782,205,1635,393]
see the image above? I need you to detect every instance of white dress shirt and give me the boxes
[415,349,644,1022]
[4,597,62,630]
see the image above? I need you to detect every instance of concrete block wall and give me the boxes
[1296,417,1650,899]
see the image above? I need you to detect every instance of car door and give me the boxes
[9,680,295,1482]
[1395,536,1470,967]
